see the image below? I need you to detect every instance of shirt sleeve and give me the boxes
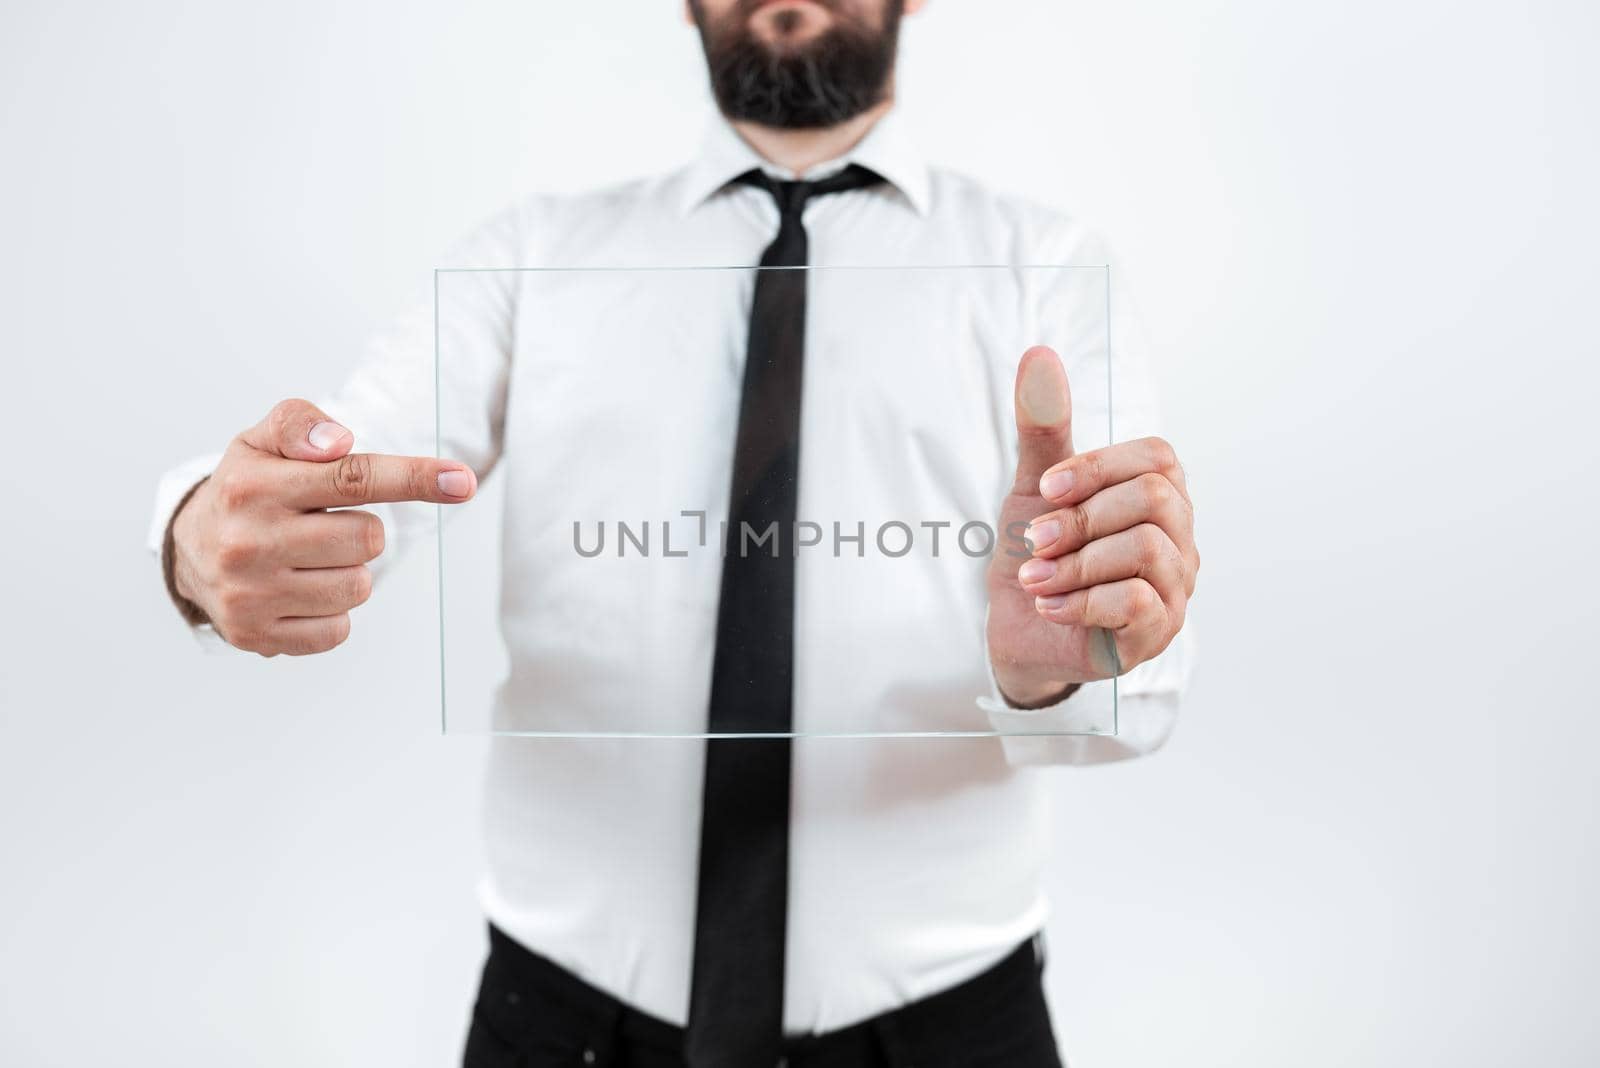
[979,222,1194,766]
[145,203,526,611]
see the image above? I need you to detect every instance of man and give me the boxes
[150,1,1198,1064]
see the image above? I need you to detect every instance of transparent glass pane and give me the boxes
[436,265,1117,736]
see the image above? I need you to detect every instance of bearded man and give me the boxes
[150,2,1199,1065]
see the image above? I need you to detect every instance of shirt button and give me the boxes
[581,1049,597,1065]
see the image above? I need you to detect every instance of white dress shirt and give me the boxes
[150,110,1190,1034]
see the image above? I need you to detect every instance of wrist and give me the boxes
[162,477,212,627]
[992,664,1080,710]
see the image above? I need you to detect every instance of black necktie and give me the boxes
[686,164,885,1068]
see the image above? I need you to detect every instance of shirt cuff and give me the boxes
[977,652,1118,735]
[976,603,1192,766]
[146,454,222,555]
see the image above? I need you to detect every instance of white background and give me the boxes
[3,1,1598,1065]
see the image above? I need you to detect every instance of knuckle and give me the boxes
[321,568,367,611]
[225,620,265,651]
[1129,580,1162,617]
[406,462,431,502]
[1081,451,1106,490]
[1071,553,1097,592]
[1067,504,1094,545]
[214,526,260,572]
[267,398,309,442]
[1098,584,1128,622]
[1053,552,1082,590]
[330,453,373,500]
[1184,546,1201,597]
[268,397,310,422]
[213,468,258,510]
[295,615,351,655]
[1137,471,1173,511]
[1143,436,1177,471]
[213,582,253,621]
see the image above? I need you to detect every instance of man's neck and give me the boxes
[730,99,893,177]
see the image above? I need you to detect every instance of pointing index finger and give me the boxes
[280,452,477,509]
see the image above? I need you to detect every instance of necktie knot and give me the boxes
[734,163,885,220]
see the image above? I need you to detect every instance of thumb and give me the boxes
[1011,346,1074,494]
[240,398,355,462]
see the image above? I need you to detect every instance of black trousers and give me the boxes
[463,925,1064,1068]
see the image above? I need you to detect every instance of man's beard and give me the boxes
[691,0,903,130]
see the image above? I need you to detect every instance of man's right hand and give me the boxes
[169,398,478,656]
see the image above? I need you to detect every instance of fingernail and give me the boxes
[1018,559,1055,585]
[437,469,472,498]
[1039,469,1074,500]
[308,420,349,450]
[1025,520,1061,551]
[1036,595,1067,612]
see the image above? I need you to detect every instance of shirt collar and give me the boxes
[676,108,932,218]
